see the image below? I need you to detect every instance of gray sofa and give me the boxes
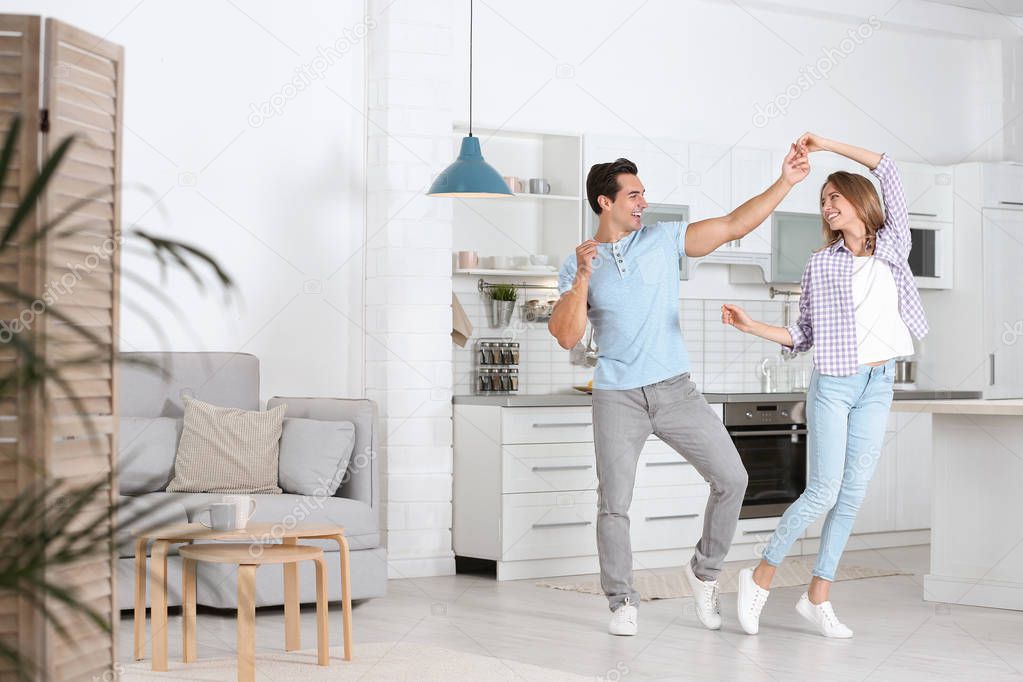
[116,351,386,610]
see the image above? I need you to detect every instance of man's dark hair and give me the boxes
[586,158,638,215]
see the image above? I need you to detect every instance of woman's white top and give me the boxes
[851,255,915,363]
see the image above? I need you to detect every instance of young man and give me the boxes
[548,145,809,636]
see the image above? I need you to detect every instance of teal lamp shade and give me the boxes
[428,135,513,197]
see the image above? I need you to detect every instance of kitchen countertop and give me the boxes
[891,398,1023,416]
[453,389,983,407]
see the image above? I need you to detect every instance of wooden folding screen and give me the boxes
[0,15,122,682]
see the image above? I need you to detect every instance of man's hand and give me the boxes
[575,239,598,281]
[796,132,830,154]
[550,240,597,349]
[780,143,810,187]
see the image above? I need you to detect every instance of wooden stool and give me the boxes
[179,543,329,682]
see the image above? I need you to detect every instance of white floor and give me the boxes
[120,545,1023,681]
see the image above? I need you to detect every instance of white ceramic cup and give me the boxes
[529,254,552,266]
[529,178,551,194]
[197,502,238,531]
[221,494,256,529]
[510,255,529,269]
[490,255,510,269]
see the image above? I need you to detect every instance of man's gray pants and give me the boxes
[592,373,748,611]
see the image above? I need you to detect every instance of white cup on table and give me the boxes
[197,502,239,531]
[221,494,256,529]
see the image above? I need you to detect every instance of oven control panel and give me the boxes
[723,401,806,426]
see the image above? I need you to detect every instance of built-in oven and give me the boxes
[724,400,807,520]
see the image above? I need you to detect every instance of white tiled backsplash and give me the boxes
[452,278,813,395]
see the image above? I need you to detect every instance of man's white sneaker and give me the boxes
[737,567,770,635]
[795,593,854,638]
[608,598,638,636]
[684,563,722,630]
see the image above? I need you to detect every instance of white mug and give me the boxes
[221,494,256,529]
[529,178,551,194]
[198,502,239,531]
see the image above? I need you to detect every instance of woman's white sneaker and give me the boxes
[737,567,770,635]
[795,593,854,638]
[684,563,721,630]
[608,598,638,636]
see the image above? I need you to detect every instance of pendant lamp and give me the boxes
[427,0,511,197]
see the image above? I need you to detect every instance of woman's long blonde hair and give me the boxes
[818,171,885,252]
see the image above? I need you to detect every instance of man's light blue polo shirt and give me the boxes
[558,221,691,390]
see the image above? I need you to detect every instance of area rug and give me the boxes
[121,641,591,681]
[535,556,909,601]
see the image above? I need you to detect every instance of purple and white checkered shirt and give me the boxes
[785,154,929,376]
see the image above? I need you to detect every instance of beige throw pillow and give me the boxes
[167,397,286,494]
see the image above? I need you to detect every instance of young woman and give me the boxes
[721,133,928,638]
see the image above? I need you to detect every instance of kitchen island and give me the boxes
[891,399,1023,611]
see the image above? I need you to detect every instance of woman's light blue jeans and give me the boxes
[761,359,895,581]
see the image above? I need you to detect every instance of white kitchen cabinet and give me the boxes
[639,138,688,205]
[583,134,687,208]
[982,208,1023,398]
[501,490,598,562]
[454,403,712,580]
[894,411,933,531]
[630,487,709,552]
[683,142,732,221]
[727,147,774,255]
[980,162,1023,208]
[898,161,954,223]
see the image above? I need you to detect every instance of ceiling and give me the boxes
[922,0,1023,17]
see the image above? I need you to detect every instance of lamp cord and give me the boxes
[468,0,473,137]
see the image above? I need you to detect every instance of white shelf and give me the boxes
[454,268,559,277]
[451,125,584,268]
[457,193,578,202]
[508,193,578,202]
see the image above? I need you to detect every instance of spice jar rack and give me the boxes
[475,339,520,394]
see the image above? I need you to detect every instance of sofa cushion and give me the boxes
[119,417,181,494]
[167,397,286,494]
[278,418,356,496]
[116,493,191,558]
[161,492,380,551]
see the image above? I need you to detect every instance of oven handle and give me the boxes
[728,428,807,437]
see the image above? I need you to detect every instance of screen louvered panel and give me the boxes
[0,14,41,682]
[38,20,121,680]
[0,14,121,681]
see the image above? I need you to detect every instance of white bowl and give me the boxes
[529,254,553,266]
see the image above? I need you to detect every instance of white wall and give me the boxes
[453,0,1006,165]
[10,0,370,400]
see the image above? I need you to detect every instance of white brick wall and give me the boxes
[367,0,456,579]
[451,272,814,395]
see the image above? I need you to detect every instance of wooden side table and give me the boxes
[132,522,353,671]
[179,543,329,682]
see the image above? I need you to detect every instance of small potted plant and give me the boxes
[489,284,518,327]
